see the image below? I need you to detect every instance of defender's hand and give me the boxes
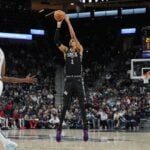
[25,74,37,84]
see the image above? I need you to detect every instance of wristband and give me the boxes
[57,22,62,28]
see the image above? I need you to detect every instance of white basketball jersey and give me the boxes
[0,48,4,96]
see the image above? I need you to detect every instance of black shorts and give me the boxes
[64,77,85,98]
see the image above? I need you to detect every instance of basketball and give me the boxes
[54,10,65,21]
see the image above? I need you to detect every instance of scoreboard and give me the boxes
[145,37,150,50]
[142,26,150,58]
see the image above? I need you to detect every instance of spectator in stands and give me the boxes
[49,113,60,129]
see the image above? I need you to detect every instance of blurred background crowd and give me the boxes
[0,0,149,131]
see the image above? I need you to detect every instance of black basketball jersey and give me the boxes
[65,49,82,76]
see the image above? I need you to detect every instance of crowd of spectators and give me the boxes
[0,41,56,130]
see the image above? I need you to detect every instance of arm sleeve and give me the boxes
[54,28,61,47]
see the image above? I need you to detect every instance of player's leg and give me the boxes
[75,78,88,141]
[78,96,88,141]
[56,80,72,142]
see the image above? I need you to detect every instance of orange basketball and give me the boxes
[54,10,65,21]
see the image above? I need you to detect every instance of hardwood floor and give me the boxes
[0,129,150,150]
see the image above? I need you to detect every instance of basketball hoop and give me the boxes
[143,72,150,84]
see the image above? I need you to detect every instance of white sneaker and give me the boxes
[4,139,17,150]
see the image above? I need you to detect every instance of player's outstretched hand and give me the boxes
[25,74,37,84]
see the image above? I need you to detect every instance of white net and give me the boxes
[143,73,150,84]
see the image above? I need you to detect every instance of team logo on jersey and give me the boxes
[67,52,78,58]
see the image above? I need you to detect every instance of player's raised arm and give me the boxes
[1,74,37,84]
[54,21,68,54]
[64,16,83,54]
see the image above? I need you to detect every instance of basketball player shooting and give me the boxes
[0,48,37,150]
[54,11,88,142]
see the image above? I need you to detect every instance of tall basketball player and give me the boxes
[54,16,88,142]
[0,48,37,150]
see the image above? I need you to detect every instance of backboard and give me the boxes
[130,59,150,83]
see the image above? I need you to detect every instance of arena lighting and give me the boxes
[106,10,118,16]
[121,7,146,15]
[70,3,75,6]
[121,28,136,34]
[67,13,78,19]
[80,0,86,3]
[67,12,91,18]
[121,8,133,15]
[30,29,45,35]
[134,8,146,14]
[78,12,91,18]
[0,32,32,40]
[67,6,145,19]
[94,10,118,17]
[79,0,109,3]
[94,10,105,16]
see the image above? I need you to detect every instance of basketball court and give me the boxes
[0,129,150,150]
